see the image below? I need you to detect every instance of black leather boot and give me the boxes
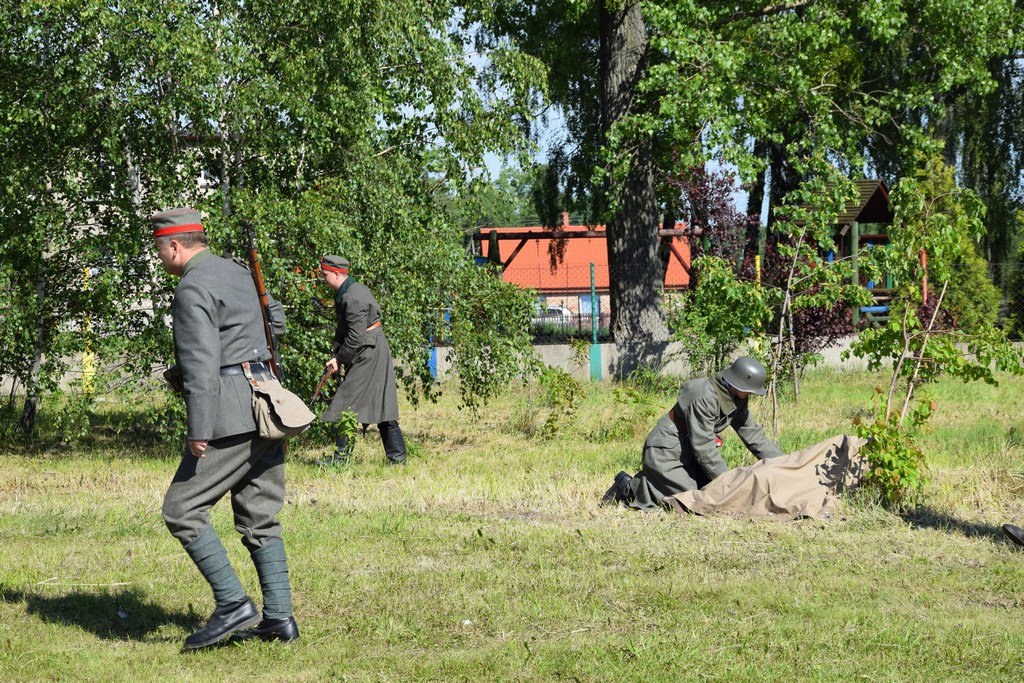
[1003,523,1024,548]
[379,421,407,465]
[251,616,300,642]
[183,597,260,650]
[601,471,633,505]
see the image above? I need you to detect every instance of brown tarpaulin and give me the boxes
[663,434,868,521]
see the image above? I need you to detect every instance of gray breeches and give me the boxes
[163,431,285,551]
[628,415,708,511]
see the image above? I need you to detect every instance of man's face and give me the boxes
[728,385,751,400]
[156,238,183,276]
[321,268,344,290]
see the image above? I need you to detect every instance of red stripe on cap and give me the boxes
[320,263,348,274]
[153,223,204,237]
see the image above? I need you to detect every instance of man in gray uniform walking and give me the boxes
[603,356,784,511]
[153,208,299,649]
[318,255,407,465]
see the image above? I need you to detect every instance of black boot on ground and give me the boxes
[1002,523,1024,548]
[183,597,260,651]
[601,471,633,505]
[380,421,407,465]
[253,616,300,642]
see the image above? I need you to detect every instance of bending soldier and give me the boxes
[153,208,299,649]
[603,356,784,511]
[318,255,407,465]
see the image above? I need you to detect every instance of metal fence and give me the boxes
[531,313,614,344]
[524,261,1024,342]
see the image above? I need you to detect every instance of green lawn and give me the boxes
[1,369,1023,681]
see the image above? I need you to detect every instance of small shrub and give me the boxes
[855,390,932,510]
[627,363,677,396]
[537,365,586,440]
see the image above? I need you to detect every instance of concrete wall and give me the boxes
[431,335,873,382]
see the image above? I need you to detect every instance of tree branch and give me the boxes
[716,1,812,27]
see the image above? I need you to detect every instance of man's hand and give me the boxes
[325,357,339,375]
[188,439,209,458]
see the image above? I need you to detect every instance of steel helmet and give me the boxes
[722,356,768,395]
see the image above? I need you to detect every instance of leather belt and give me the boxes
[220,361,271,377]
[366,320,382,332]
[668,405,688,434]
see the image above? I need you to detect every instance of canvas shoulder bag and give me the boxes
[243,362,316,440]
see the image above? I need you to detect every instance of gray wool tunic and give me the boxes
[322,277,400,425]
[171,249,271,441]
[163,249,286,548]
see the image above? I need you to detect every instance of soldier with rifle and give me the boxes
[317,255,407,465]
[153,208,299,650]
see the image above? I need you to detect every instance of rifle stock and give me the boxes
[244,221,284,381]
[309,368,334,407]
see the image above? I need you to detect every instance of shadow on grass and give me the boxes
[1,587,200,641]
[902,506,1009,542]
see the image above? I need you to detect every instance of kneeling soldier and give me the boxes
[604,357,784,511]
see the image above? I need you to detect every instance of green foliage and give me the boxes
[483,0,1017,349]
[129,393,188,447]
[666,256,774,377]
[1003,240,1024,339]
[766,165,875,390]
[328,409,360,461]
[847,154,1024,507]
[442,166,539,231]
[536,365,586,440]
[0,0,547,437]
[855,389,932,510]
[880,154,1000,330]
[588,363,677,442]
[626,363,678,397]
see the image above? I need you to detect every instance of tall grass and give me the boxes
[1,369,1022,682]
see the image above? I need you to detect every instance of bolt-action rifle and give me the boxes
[308,367,334,407]
[244,221,284,381]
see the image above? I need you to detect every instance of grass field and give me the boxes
[1,368,1023,682]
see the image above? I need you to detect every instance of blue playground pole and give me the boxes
[589,262,602,381]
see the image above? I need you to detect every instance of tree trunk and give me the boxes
[745,138,769,263]
[599,1,667,374]
[19,271,47,435]
[765,141,802,229]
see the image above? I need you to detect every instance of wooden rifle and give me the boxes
[308,367,334,407]
[244,221,284,381]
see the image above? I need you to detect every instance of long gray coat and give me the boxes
[627,371,784,511]
[172,250,273,441]
[322,278,399,425]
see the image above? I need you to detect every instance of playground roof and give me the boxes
[835,179,892,226]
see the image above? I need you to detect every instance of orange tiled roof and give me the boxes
[484,224,691,294]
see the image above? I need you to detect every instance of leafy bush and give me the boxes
[537,365,586,440]
[846,155,1024,508]
[854,389,931,510]
[666,256,774,377]
[626,363,678,396]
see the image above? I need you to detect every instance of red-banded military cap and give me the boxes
[320,255,349,274]
[150,208,205,238]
